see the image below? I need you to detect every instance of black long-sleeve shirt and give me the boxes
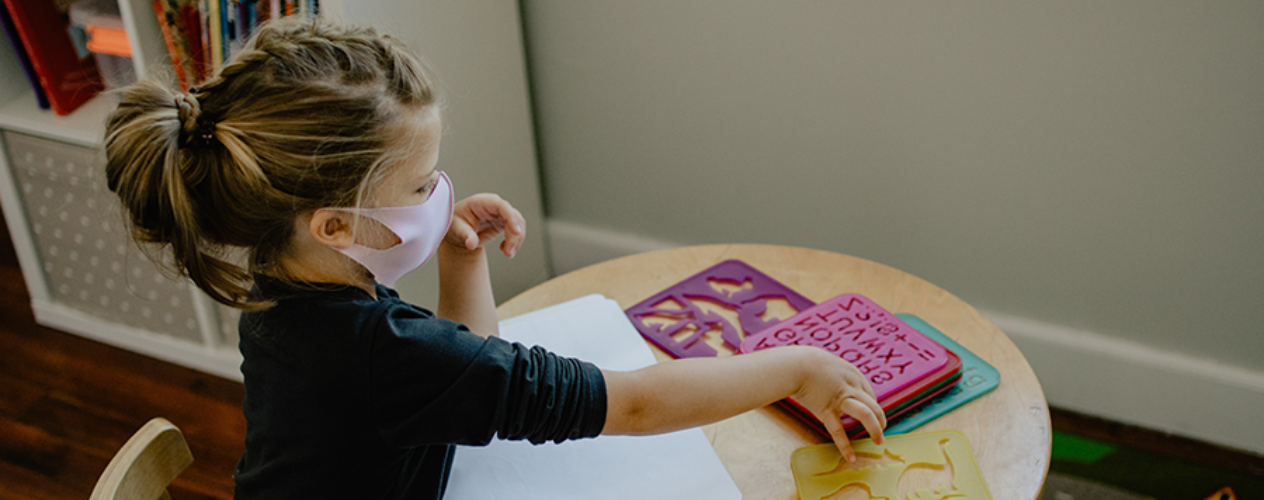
[233,278,607,499]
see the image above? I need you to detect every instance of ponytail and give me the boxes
[104,80,256,307]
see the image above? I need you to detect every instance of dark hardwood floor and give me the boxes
[0,212,1260,499]
[0,216,243,499]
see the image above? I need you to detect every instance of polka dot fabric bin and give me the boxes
[5,131,210,344]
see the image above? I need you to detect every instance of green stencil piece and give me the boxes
[884,314,1001,436]
[791,430,993,500]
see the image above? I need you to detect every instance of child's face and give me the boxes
[373,107,444,209]
[350,107,444,250]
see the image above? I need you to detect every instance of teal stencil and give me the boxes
[883,314,1000,435]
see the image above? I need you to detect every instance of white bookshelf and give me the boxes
[1,0,548,383]
[0,0,246,380]
[0,89,114,148]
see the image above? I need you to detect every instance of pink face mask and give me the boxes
[332,172,454,287]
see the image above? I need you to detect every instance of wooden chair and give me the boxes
[90,418,194,500]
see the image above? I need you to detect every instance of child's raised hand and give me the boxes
[792,348,888,462]
[446,194,526,258]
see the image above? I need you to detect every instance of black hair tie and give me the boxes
[174,93,216,147]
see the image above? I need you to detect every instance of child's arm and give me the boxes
[437,194,526,338]
[602,345,886,462]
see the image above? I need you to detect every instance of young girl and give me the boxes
[103,17,885,499]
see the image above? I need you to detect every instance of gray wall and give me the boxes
[523,0,1264,374]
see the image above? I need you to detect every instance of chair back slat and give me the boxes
[90,418,194,500]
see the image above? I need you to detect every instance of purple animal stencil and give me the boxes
[624,260,816,359]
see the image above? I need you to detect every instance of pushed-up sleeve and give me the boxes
[369,304,607,447]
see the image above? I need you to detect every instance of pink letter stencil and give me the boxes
[740,294,950,399]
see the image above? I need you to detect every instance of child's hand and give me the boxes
[446,194,526,258]
[792,348,887,462]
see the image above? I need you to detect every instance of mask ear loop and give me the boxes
[313,208,402,251]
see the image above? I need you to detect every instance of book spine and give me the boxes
[255,0,266,23]
[152,0,188,89]
[226,0,239,58]
[208,0,222,72]
[164,0,198,91]
[238,0,247,42]
[0,0,103,115]
[0,1,49,108]
[247,0,256,33]
[181,4,205,82]
[220,0,230,64]
[198,0,209,77]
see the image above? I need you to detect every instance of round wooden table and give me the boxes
[496,244,1050,500]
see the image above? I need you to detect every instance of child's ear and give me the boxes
[309,209,356,249]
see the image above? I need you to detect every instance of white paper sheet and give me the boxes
[445,295,743,500]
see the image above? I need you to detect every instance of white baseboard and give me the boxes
[546,219,1264,455]
[32,298,244,382]
[986,311,1264,455]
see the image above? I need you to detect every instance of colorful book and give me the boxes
[0,1,49,108]
[2,0,104,115]
[226,0,241,58]
[208,0,222,71]
[153,0,194,90]
[181,3,204,81]
[84,25,129,56]
[198,0,210,76]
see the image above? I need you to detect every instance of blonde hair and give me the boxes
[104,17,439,309]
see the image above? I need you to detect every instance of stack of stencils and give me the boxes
[738,294,961,439]
[624,259,993,440]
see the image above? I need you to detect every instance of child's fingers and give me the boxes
[473,196,525,258]
[840,396,886,445]
[847,388,887,431]
[453,194,526,256]
[500,211,526,258]
[444,214,479,250]
[821,412,858,463]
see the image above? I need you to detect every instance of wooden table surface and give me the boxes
[496,244,1050,500]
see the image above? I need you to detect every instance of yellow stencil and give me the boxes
[790,430,992,500]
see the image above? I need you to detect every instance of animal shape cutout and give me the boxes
[625,260,814,358]
[791,431,992,500]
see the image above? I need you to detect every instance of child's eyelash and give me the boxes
[417,178,438,194]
